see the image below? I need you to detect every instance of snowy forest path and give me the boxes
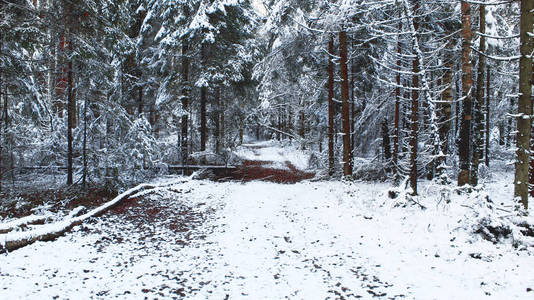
[0,180,400,298]
[233,140,315,183]
[1,177,533,299]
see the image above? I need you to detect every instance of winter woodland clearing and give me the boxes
[1,142,534,299]
[1,0,534,299]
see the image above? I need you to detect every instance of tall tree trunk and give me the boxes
[220,95,225,150]
[339,30,352,177]
[66,30,74,185]
[350,40,356,155]
[530,62,534,197]
[82,95,88,188]
[530,63,534,197]
[409,42,419,193]
[180,20,190,165]
[471,4,486,186]
[438,47,453,178]
[382,119,392,172]
[5,86,12,185]
[402,88,410,156]
[515,0,533,209]
[0,65,2,193]
[328,35,335,175]
[458,1,473,187]
[454,70,461,140]
[287,106,293,141]
[200,43,207,153]
[277,107,281,141]
[214,86,220,154]
[48,16,57,131]
[393,20,401,182]
[0,17,3,192]
[485,67,490,167]
[508,95,514,146]
[300,109,306,149]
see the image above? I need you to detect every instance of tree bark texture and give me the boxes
[458,1,473,187]
[409,53,419,194]
[515,0,533,209]
[328,35,335,175]
[409,0,420,195]
[181,19,190,165]
[339,30,352,177]
[82,95,88,187]
[200,43,207,153]
[393,21,401,181]
[66,42,74,185]
[439,40,453,175]
[214,86,220,154]
[471,4,486,186]
[485,67,490,167]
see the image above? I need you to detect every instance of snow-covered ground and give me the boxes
[1,171,533,299]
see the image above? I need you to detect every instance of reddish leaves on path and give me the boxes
[233,160,315,184]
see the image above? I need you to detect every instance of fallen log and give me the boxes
[0,214,52,234]
[0,179,187,253]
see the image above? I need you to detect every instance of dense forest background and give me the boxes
[0,0,531,208]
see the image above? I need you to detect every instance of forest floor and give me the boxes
[1,143,534,299]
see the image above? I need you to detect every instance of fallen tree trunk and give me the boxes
[0,179,187,253]
[0,215,52,234]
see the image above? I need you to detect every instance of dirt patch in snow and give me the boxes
[232,160,315,184]
[87,191,215,252]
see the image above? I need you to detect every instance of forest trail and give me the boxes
[233,140,315,183]
[1,176,533,299]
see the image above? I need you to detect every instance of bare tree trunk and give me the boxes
[328,35,335,175]
[393,21,401,183]
[350,39,356,155]
[82,95,88,188]
[454,70,461,140]
[382,119,392,172]
[485,67,490,167]
[277,107,281,141]
[458,1,473,187]
[200,43,207,153]
[214,86,220,154]
[299,102,305,146]
[5,86,12,186]
[508,95,514,147]
[407,0,420,195]
[0,13,3,191]
[47,4,57,131]
[0,63,2,193]
[220,95,225,150]
[66,34,74,185]
[180,13,190,165]
[530,63,534,197]
[339,30,352,177]
[440,42,453,162]
[471,4,486,186]
[515,0,533,209]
